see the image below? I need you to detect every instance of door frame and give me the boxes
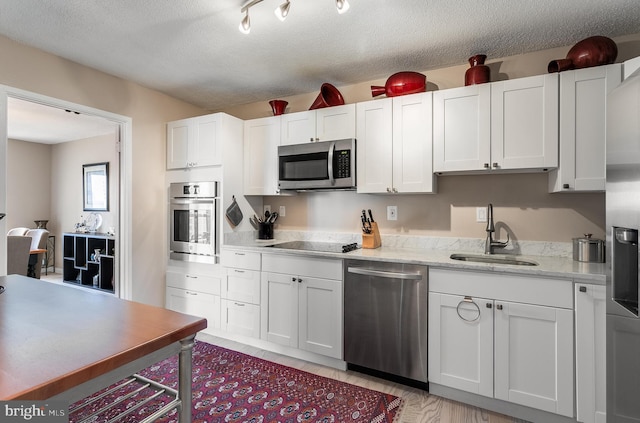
[0,85,133,300]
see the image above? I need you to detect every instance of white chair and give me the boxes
[7,235,31,276]
[7,227,29,236]
[25,229,49,279]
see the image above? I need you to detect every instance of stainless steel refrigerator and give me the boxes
[606,60,640,422]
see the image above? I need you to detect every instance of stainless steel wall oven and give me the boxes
[169,181,219,264]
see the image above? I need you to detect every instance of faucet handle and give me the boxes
[493,232,510,247]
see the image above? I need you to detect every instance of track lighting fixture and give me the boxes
[335,0,350,14]
[275,0,291,21]
[239,0,348,34]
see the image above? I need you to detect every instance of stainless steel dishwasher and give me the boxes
[344,259,428,385]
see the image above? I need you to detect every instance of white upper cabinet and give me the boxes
[433,84,491,172]
[167,114,222,169]
[491,74,558,170]
[243,116,281,195]
[280,104,356,146]
[434,74,559,173]
[549,64,622,192]
[357,92,435,193]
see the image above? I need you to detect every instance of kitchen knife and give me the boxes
[368,209,374,223]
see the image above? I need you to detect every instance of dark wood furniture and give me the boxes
[0,275,207,421]
[63,232,115,292]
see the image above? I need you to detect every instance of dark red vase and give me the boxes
[465,54,490,86]
[548,35,618,73]
[309,83,345,110]
[269,99,288,116]
[371,71,426,97]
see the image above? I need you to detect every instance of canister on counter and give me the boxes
[573,234,605,263]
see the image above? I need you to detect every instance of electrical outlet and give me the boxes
[476,207,487,223]
[387,206,398,221]
[279,205,286,217]
[263,205,271,214]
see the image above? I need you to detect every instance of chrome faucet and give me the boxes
[485,203,509,254]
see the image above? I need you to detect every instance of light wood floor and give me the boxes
[197,333,528,423]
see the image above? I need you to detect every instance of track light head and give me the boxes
[275,0,291,21]
[336,0,350,14]
[239,11,251,34]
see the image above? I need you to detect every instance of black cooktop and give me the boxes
[267,240,359,253]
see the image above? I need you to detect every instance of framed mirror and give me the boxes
[83,162,109,211]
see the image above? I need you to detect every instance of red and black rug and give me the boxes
[69,341,402,423]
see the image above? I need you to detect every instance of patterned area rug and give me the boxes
[69,341,402,423]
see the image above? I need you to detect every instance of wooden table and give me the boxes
[0,274,207,421]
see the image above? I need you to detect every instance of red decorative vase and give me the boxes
[309,83,345,110]
[465,54,490,86]
[371,71,426,97]
[548,35,618,73]
[269,99,288,116]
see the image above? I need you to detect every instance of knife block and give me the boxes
[362,222,381,249]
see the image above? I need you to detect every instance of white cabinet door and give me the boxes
[491,74,558,170]
[166,286,221,331]
[298,276,343,359]
[315,104,356,142]
[167,115,222,169]
[433,84,491,172]
[195,114,222,167]
[260,271,298,347]
[167,119,190,169]
[428,293,494,397]
[392,93,436,193]
[280,105,355,146]
[575,283,606,423]
[494,301,574,417]
[243,116,281,195]
[356,98,393,193]
[550,64,622,192]
[221,299,260,338]
[280,110,316,145]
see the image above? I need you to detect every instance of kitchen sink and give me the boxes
[450,253,539,266]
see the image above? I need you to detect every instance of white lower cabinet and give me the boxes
[428,268,574,418]
[575,283,606,423]
[165,270,222,334]
[221,249,262,339]
[261,254,343,359]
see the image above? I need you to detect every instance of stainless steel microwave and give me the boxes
[278,139,356,191]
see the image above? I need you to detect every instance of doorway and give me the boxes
[0,86,133,299]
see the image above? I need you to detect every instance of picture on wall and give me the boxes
[83,162,109,211]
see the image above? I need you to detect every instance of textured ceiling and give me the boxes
[1,0,639,112]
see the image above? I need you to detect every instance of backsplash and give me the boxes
[224,230,573,258]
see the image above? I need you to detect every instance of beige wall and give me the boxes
[50,133,118,269]
[9,134,118,270]
[220,33,640,244]
[6,139,51,231]
[1,34,205,306]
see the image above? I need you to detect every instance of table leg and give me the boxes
[178,335,195,423]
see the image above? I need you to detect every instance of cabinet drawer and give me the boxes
[166,270,221,295]
[221,249,261,270]
[262,254,342,280]
[429,268,573,309]
[221,299,260,338]
[223,268,261,304]
[166,286,220,331]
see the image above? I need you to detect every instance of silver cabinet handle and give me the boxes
[347,267,423,280]
[484,163,490,169]
[292,277,297,282]
[186,275,198,279]
[185,291,198,296]
[234,252,245,256]
[492,162,499,168]
[234,302,245,307]
[579,286,587,293]
[496,304,503,310]
[234,269,245,274]
[456,296,481,322]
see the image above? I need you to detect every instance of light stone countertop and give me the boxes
[222,232,607,284]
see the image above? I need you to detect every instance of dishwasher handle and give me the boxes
[347,267,423,280]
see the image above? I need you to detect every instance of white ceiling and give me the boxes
[7,98,118,144]
[1,0,639,127]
